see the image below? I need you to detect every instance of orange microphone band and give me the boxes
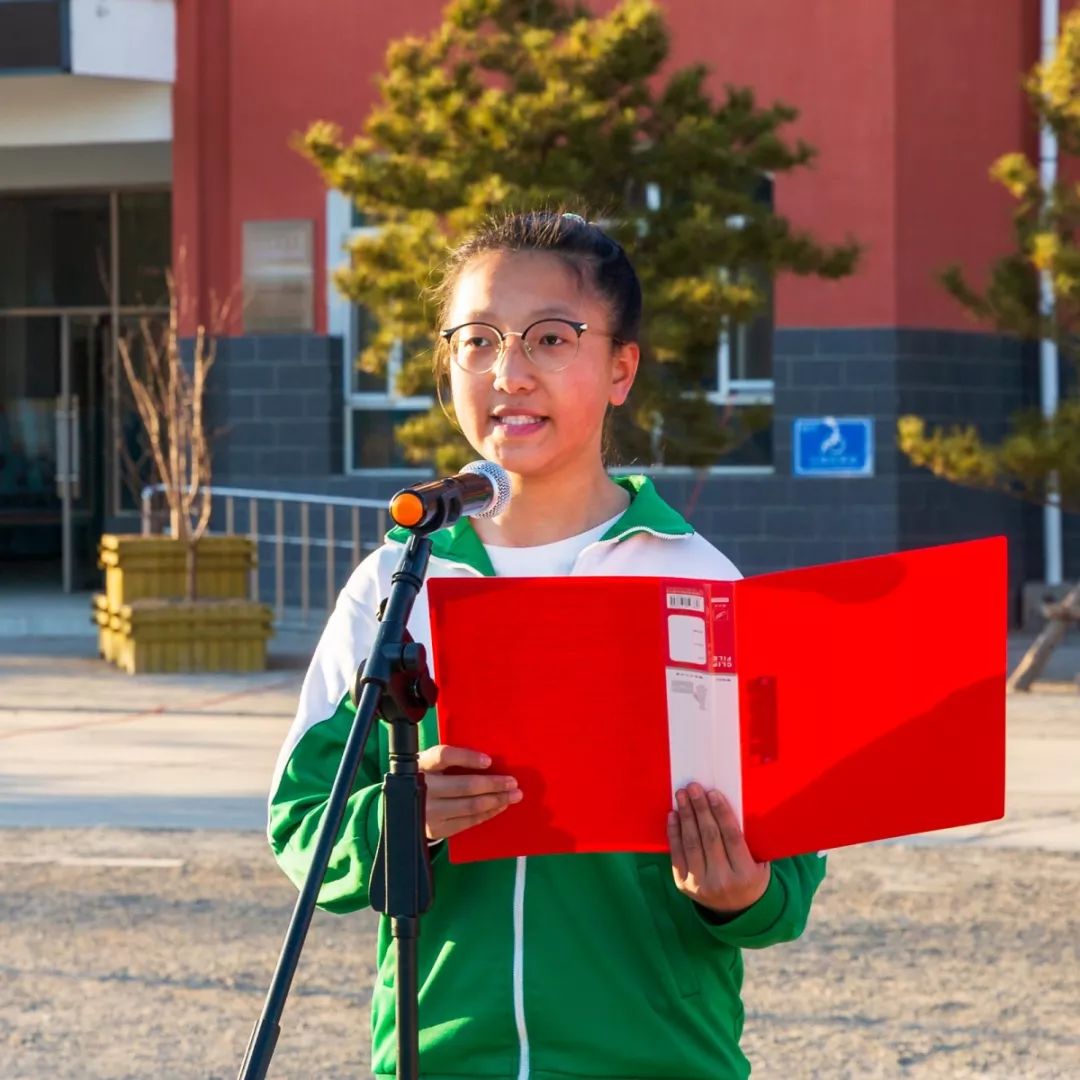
[389,491,425,528]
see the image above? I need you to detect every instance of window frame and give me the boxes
[708,211,774,409]
[0,0,70,74]
[638,187,776,447]
[326,192,433,477]
[654,195,775,470]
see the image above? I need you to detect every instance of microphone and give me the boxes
[389,460,511,531]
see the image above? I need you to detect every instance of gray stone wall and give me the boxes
[210,335,342,483]
[200,327,1055,623]
[655,330,1040,616]
[892,331,1043,609]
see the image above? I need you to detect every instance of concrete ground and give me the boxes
[0,595,1078,1078]
[0,625,316,831]
[0,598,1076,843]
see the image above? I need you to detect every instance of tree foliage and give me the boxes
[303,0,858,472]
[899,9,1080,513]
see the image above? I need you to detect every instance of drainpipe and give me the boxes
[1040,0,1063,587]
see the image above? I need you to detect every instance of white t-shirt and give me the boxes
[484,512,623,578]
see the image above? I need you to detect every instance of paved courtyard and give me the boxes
[0,629,1077,1077]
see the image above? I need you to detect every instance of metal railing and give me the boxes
[140,484,389,627]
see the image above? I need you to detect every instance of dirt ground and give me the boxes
[0,829,1077,1080]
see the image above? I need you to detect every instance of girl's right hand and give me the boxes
[419,744,522,840]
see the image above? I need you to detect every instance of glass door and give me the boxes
[0,188,170,591]
[62,314,107,590]
[0,314,105,589]
[0,315,62,581]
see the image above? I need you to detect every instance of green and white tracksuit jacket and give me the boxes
[268,476,827,1080]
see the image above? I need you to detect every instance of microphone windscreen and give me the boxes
[462,460,512,518]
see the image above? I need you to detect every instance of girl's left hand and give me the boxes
[667,783,771,916]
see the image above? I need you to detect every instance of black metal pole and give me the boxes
[367,556,436,1079]
[238,533,435,1080]
[395,926,419,1078]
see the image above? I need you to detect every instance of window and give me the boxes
[0,1,68,72]
[640,180,775,471]
[327,192,433,474]
[0,193,110,308]
[714,264,773,405]
[706,180,775,411]
[117,192,171,307]
[707,255,774,469]
[326,186,775,474]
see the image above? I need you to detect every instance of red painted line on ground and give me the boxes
[0,678,297,741]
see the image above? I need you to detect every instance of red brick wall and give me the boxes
[173,0,1057,334]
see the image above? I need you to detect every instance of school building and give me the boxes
[1,0,1075,621]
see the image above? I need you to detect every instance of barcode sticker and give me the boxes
[667,591,705,613]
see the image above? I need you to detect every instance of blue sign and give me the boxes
[793,417,874,477]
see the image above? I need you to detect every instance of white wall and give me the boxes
[0,76,171,149]
[70,0,176,83]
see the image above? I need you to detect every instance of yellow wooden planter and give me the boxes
[98,534,256,607]
[91,592,122,662]
[112,599,274,675]
[93,534,270,673]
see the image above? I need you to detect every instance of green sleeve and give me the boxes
[692,852,827,949]
[268,693,385,915]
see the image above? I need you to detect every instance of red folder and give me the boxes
[427,538,1007,864]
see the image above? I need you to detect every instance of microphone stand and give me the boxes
[238,526,440,1080]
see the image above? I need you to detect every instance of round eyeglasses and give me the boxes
[440,318,619,374]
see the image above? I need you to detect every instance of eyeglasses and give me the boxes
[440,318,621,374]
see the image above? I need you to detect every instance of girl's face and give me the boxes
[446,250,638,481]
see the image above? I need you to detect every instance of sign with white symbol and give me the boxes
[793,416,874,477]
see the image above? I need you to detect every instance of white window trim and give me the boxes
[713,214,774,407]
[327,192,434,475]
[713,328,773,406]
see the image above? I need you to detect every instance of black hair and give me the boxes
[432,210,642,350]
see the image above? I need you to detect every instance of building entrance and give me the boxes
[0,190,170,591]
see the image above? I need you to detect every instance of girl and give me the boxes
[269,212,826,1079]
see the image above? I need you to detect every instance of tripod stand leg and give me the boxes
[393,917,419,1080]
[238,532,436,1080]
[238,1019,279,1080]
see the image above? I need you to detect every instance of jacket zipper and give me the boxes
[427,555,532,1077]
[430,529,688,1080]
[513,856,529,1079]
[572,526,687,568]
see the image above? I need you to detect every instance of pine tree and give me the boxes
[303,0,858,472]
[897,9,1080,689]
[898,9,1080,515]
